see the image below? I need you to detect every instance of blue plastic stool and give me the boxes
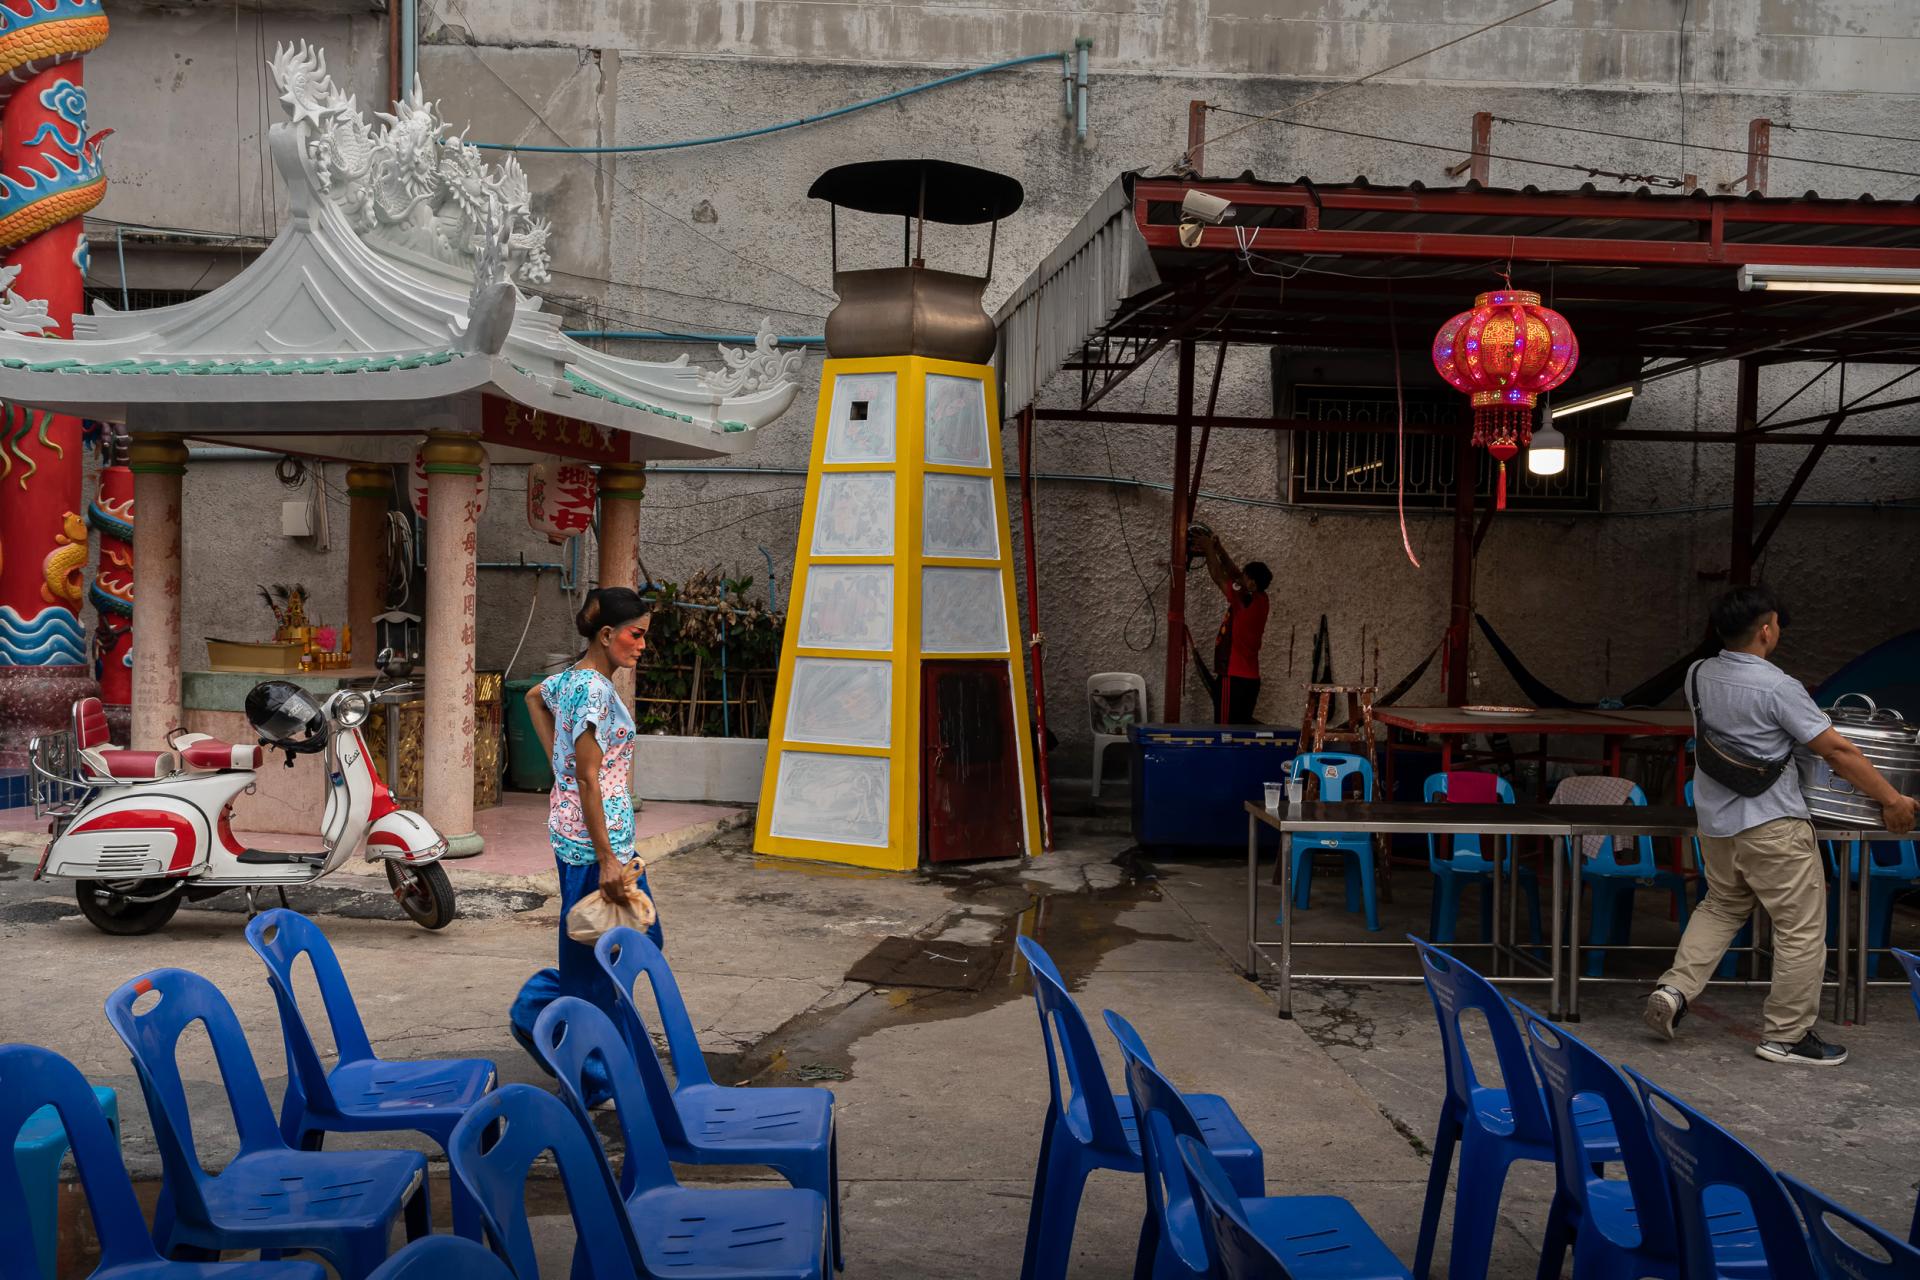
[1629,1068,1821,1280]
[1177,1133,1411,1280]
[1825,840,1920,979]
[2,1043,324,1280]
[369,1236,515,1279]
[1576,782,1693,976]
[593,927,841,1269]
[1410,937,1619,1280]
[533,996,828,1279]
[245,909,496,1239]
[1782,1174,1920,1280]
[104,969,430,1278]
[1287,753,1383,931]
[1518,1005,1759,1280]
[16,1083,119,1280]
[1014,936,1263,1280]
[1422,773,1542,946]
[451,1085,650,1278]
[1893,947,1920,1025]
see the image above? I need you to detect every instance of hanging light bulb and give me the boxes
[1527,421,1567,477]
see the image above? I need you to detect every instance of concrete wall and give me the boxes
[80,1,1920,774]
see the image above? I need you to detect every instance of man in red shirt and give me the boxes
[1195,530,1272,724]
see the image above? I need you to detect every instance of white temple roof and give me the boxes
[0,43,802,464]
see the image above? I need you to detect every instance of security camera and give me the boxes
[1180,190,1234,225]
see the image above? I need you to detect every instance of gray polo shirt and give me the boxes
[1688,651,1832,838]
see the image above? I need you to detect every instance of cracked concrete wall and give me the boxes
[84,1,1920,774]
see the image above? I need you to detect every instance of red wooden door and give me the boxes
[921,661,1026,864]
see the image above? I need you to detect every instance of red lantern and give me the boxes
[1431,288,1578,509]
[527,460,597,544]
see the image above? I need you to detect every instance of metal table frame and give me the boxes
[1246,801,1897,1022]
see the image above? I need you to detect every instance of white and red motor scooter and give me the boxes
[28,681,455,935]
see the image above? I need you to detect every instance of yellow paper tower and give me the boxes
[754,161,1040,870]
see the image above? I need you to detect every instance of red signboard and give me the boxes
[480,393,629,464]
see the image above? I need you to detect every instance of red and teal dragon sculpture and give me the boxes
[0,0,112,753]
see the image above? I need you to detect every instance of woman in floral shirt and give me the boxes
[509,587,662,1096]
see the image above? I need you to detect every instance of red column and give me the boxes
[1163,341,1196,722]
[89,450,134,705]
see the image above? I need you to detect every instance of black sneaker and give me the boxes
[1643,986,1688,1041]
[1755,1030,1848,1066]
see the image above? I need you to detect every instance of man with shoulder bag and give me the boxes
[1644,586,1918,1065]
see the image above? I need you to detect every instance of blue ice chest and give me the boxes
[1129,723,1299,852]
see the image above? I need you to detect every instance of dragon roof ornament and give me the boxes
[270,41,552,285]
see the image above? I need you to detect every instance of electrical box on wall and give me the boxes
[280,498,314,537]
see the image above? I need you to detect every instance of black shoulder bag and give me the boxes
[1689,662,1791,798]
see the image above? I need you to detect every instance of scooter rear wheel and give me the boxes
[76,879,185,935]
[386,861,457,930]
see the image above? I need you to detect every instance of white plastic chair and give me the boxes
[1089,672,1148,798]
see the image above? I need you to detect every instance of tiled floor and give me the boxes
[0,788,741,879]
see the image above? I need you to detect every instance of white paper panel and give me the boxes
[798,565,893,650]
[924,374,990,467]
[811,473,895,556]
[921,566,1009,653]
[923,474,999,559]
[824,373,897,462]
[785,657,892,747]
[770,750,890,847]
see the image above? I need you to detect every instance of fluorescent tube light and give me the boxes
[1550,383,1640,420]
[1738,264,1920,295]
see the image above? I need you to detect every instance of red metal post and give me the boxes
[1016,407,1053,850]
[1164,340,1196,722]
[1446,111,1492,185]
[1731,358,1759,585]
[1444,429,1476,705]
[1186,99,1207,174]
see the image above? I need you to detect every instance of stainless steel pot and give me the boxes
[1792,693,1920,828]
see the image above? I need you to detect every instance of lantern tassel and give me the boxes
[1496,459,1508,510]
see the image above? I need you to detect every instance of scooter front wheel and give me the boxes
[386,861,457,930]
[75,879,185,935]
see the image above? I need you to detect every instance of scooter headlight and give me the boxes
[335,690,372,729]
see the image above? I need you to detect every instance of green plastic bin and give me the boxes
[505,676,553,792]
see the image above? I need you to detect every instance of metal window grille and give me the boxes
[83,286,207,312]
[1284,383,1603,512]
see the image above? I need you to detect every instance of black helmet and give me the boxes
[245,681,328,754]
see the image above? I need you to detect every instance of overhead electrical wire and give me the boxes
[1492,116,1920,183]
[1777,122,1920,147]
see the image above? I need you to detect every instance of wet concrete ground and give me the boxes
[8,815,1917,1278]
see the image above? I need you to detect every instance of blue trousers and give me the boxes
[510,857,663,1104]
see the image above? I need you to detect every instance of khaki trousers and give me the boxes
[1658,816,1826,1043]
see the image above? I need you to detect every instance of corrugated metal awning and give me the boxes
[993,173,1160,421]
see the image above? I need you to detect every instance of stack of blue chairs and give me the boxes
[1411,935,1920,1280]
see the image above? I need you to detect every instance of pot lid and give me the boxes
[1825,692,1920,743]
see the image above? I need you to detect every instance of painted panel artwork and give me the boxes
[921,566,1009,653]
[770,750,891,847]
[824,373,898,463]
[798,565,893,650]
[785,657,893,747]
[923,474,999,559]
[812,472,895,556]
[924,374,990,468]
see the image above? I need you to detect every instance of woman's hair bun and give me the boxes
[575,587,649,640]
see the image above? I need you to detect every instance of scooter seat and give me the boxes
[81,749,180,781]
[180,739,264,771]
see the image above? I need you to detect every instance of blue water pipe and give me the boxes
[471,52,1070,155]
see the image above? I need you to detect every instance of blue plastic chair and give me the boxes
[0,1044,328,1280]
[532,996,829,1279]
[1422,772,1542,946]
[1892,947,1920,1023]
[1177,1134,1411,1280]
[592,927,842,1269]
[1781,1174,1920,1280]
[1518,1005,1760,1280]
[448,1084,648,1280]
[14,1079,119,1280]
[1015,936,1263,1280]
[103,969,429,1278]
[1409,937,1618,1280]
[1288,753,1382,931]
[1627,1068,1820,1280]
[1823,840,1920,979]
[1105,1010,1406,1280]
[245,909,496,1237]
[368,1236,515,1280]
[1575,782,1692,977]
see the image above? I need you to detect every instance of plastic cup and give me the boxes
[1263,781,1283,812]
[1287,775,1304,806]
